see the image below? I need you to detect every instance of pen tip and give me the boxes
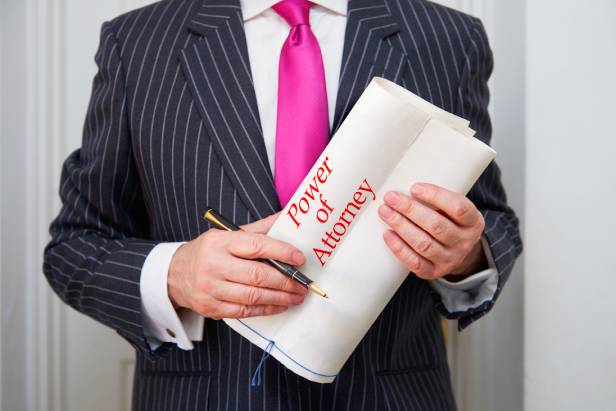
[308,283,328,299]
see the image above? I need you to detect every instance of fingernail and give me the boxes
[411,183,424,195]
[292,251,305,265]
[384,191,401,206]
[379,204,394,219]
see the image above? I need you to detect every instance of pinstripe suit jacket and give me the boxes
[43,0,523,409]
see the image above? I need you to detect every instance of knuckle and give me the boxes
[280,275,294,292]
[416,238,433,254]
[236,305,250,319]
[401,197,414,215]
[246,287,263,305]
[248,234,265,257]
[387,209,400,225]
[430,219,445,237]
[248,264,266,286]
[389,206,403,222]
[390,238,405,254]
[454,201,469,218]
[247,263,263,285]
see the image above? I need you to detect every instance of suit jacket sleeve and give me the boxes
[43,22,165,358]
[431,18,523,330]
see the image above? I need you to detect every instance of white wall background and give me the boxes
[3,0,613,410]
[525,1,616,410]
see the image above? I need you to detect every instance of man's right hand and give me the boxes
[167,213,308,320]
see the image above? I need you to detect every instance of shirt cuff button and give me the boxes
[166,328,176,338]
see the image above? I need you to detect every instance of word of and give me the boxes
[313,178,376,266]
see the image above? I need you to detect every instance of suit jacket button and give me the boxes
[166,328,176,338]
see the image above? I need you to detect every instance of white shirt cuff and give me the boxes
[140,242,205,350]
[429,236,498,313]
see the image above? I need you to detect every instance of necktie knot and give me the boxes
[272,0,314,27]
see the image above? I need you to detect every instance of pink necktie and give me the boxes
[273,0,330,208]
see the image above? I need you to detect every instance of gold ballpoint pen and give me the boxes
[202,207,328,298]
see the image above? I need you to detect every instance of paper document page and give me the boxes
[224,77,496,383]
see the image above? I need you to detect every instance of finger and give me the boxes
[383,191,459,246]
[378,204,452,264]
[221,258,308,295]
[410,183,480,227]
[213,301,289,319]
[212,281,306,307]
[241,212,281,234]
[226,231,305,265]
[383,229,436,280]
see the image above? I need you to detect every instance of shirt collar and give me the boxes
[240,0,348,21]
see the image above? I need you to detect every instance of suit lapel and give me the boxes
[178,0,407,218]
[332,0,405,133]
[179,0,280,220]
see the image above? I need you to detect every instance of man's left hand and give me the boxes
[378,182,487,281]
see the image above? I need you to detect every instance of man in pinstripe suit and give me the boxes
[43,0,522,409]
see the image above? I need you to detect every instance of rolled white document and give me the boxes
[224,77,496,383]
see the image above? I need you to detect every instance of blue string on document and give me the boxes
[251,340,274,386]
[238,319,338,387]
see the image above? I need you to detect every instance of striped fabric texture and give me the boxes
[43,0,523,409]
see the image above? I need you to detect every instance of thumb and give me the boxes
[241,212,281,234]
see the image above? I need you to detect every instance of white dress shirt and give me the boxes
[140,0,499,350]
